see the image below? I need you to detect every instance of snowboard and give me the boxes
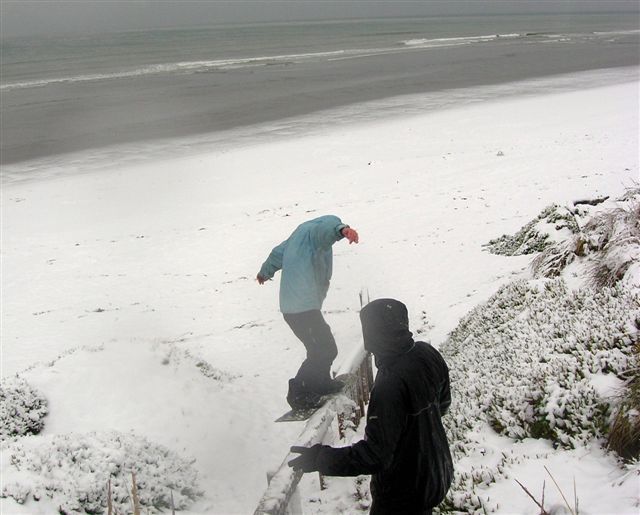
[275,373,355,423]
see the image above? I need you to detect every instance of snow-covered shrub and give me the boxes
[0,377,48,441]
[1,431,202,514]
[585,201,640,288]
[483,204,580,256]
[443,279,638,447]
[439,279,639,512]
[531,189,640,284]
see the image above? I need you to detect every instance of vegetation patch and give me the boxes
[439,280,639,512]
[483,204,580,256]
[532,190,639,283]
[440,189,640,513]
[607,341,640,461]
[0,377,48,441]
[1,431,202,514]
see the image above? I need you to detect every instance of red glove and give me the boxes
[341,227,359,244]
[256,274,268,285]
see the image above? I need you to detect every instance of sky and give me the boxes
[2,0,639,38]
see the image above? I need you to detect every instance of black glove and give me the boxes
[288,444,323,472]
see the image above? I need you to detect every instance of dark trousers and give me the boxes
[283,310,338,392]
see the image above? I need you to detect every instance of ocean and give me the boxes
[1,13,639,169]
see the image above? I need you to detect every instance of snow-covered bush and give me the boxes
[443,279,638,448]
[585,201,640,288]
[531,189,640,284]
[483,204,580,256]
[1,431,202,514]
[439,279,639,512]
[0,377,48,441]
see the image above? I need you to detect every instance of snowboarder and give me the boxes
[257,215,359,410]
[288,298,453,514]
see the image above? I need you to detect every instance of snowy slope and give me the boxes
[1,70,639,514]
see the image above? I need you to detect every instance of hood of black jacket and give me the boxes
[360,298,415,367]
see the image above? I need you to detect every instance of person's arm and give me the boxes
[257,239,287,283]
[309,215,358,250]
[289,373,407,476]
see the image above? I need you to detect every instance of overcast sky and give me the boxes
[2,0,639,38]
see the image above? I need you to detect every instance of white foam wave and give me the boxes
[0,50,347,91]
[593,29,640,36]
[399,29,640,48]
[401,33,521,47]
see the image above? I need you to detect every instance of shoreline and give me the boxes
[2,24,638,168]
[2,65,638,185]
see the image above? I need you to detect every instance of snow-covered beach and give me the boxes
[1,66,639,514]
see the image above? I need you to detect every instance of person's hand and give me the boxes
[288,445,322,472]
[341,227,359,244]
[256,274,268,285]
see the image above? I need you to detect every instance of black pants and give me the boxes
[283,310,338,392]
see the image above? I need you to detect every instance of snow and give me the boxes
[466,438,638,515]
[2,69,639,513]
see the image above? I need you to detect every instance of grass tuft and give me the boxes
[608,342,640,461]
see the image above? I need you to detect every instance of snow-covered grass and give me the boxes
[440,279,638,512]
[526,189,640,285]
[445,279,637,445]
[483,204,580,257]
[2,431,202,513]
[584,195,640,289]
[1,68,639,514]
[608,344,640,461]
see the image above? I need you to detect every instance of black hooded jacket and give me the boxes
[314,299,453,513]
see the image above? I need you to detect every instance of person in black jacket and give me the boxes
[288,298,453,515]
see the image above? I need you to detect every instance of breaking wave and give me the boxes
[401,33,521,47]
[400,28,640,48]
[0,50,348,91]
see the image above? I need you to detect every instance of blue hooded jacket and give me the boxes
[259,215,348,314]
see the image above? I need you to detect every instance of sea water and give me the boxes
[1,13,638,171]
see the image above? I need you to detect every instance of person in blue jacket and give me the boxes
[257,215,359,410]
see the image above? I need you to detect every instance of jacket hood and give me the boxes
[360,298,415,367]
